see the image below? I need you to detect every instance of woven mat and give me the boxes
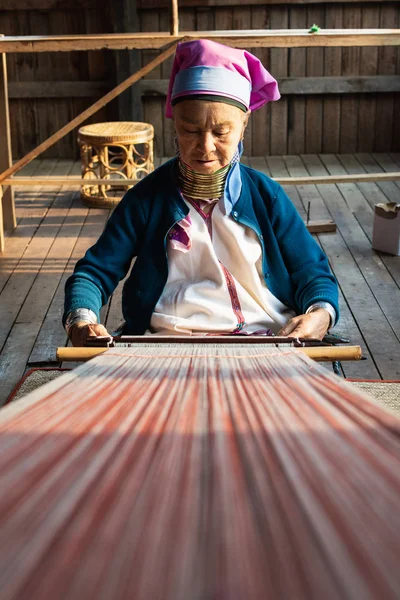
[6,369,71,405]
[350,381,400,416]
[6,369,400,416]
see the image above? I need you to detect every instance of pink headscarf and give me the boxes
[165,39,280,118]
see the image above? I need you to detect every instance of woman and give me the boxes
[64,39,339,347]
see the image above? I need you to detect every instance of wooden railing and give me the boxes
[0,0,400,252]
[1,29,400,52]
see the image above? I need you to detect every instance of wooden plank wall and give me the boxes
[141,1,400,157]
[0,1,114,159]
[1,0,399,159]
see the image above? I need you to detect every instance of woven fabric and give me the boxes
[1,346,400,599]
[8,369,400,415]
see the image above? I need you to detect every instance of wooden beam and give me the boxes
[8,81,110,99]
[171,0,179,36]
[139,75,400,97]
[0,0,395,7]
[1,30,400,53]
[4,172,400,186]
[0,40,183,185]
[279,75,400,95]
[137,0,398,6]
[274,172,400,184]
[0,0,97,8]
[0,38,15,231]
[7,76,400,100]
[56,344,363,362]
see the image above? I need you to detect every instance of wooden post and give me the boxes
[0,186,4,253]
[0,39,183,185]
[0,37,16,231]
[171,0,179,36]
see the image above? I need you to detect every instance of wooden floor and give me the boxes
[1,153,399,405]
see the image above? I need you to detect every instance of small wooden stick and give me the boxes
[56,345,363,362]
[306,220,337,234]
[0,39,184,185]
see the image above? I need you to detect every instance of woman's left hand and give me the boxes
[277,309,331,340]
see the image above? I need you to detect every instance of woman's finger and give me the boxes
[70,322,111,347]
[277,317,301,336]
[278,310,330,340]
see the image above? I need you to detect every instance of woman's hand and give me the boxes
[277,309,331,340]
[69,322,112,347]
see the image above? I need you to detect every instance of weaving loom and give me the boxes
[57,334,362,363]
[0,343,399,599]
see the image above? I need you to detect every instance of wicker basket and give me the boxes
[77,122,154,208]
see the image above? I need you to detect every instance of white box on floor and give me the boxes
[372,202,400,256]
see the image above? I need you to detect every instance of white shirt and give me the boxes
[149,198,296,335]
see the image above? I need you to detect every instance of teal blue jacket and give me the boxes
[64,160,339,334]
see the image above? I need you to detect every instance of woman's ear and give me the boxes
[241,110,251,138]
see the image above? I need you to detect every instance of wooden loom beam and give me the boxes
[56,344,363,362]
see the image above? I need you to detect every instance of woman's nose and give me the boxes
[198,132,216,154]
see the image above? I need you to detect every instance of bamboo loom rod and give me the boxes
[56,345,363,362]
[3,172,400,186]
[0,30,399,52]
[0,40,183,186]
[170,0,179,36]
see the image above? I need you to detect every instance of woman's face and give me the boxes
[173,100,250,174]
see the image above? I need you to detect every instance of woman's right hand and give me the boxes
[69,322,112,347]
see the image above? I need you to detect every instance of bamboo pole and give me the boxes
[170,0,179,36]
[57,347,110,361]
[0,30,399,52]
[297,345,363,362]
[0,39,184,186]
[56,345,363,362]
